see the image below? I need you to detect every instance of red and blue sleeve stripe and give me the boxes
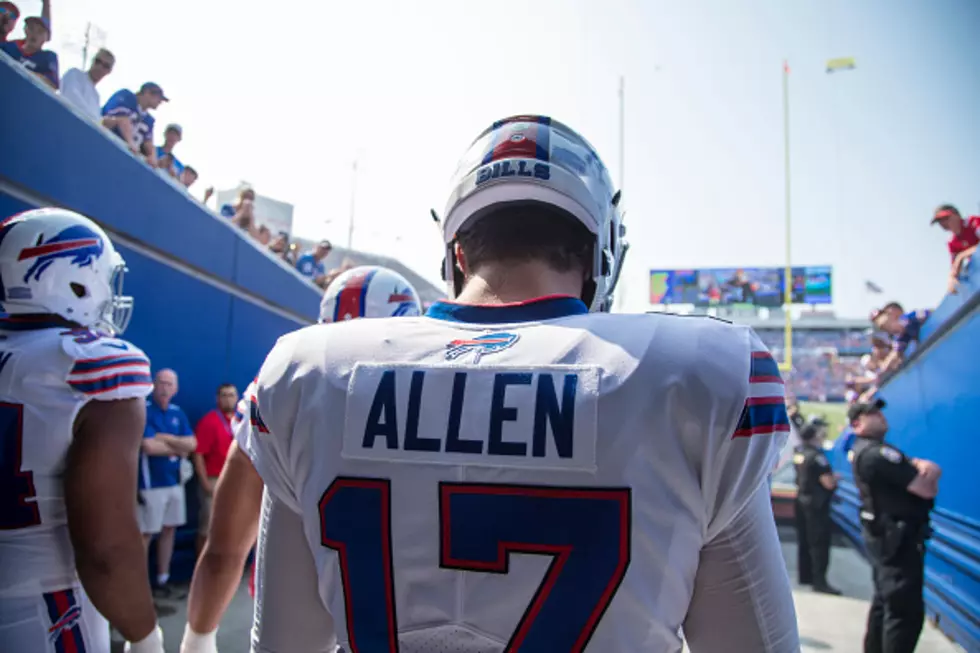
[249,395,269,433]
[732,399,790,438]
[43,588,87,653]
[67,354,152,395]
[69,355,149,376]
[749,351,783,384]
[67,371,153,395]
[734,348,789,438]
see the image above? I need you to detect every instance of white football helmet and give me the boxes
[0,208,133,334]
[440,115,628,312]
[319,265,422,323]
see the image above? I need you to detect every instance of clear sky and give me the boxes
[20,0,980,318]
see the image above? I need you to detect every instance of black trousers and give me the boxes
[863,534,925,653]
[795,497,831,585]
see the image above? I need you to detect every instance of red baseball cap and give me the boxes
[932,205,959,224]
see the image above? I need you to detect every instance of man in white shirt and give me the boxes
[59,48,114,122]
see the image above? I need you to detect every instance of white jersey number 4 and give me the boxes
[319,478,631,652]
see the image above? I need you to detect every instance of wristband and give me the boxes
[124,624,165,653]
[180,623,219,653]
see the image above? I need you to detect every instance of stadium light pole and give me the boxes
[347,158,358,250]
[614,75,627,313]
[780,60,793,373]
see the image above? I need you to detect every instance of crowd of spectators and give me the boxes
[2,1,380,296]
[755,328,869,401]
[764,202,977,404]
[847,203,978,403]
[0,1,212,203]
[218,187,358,289]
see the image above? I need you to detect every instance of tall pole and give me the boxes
[781,60,793,372]
[618,76,625,192]
[81,23,91,69]
[346,159,358,250]
[614,76,627,312]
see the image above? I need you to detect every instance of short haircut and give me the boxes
[456,203,593,274]
[217,382,236,395]
[183,165,198,177]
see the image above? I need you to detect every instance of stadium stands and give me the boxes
[732,316,871,401]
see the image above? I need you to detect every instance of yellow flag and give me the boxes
[826,57,857,73]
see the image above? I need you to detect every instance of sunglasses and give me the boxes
[94,58,114,70]
[0,7,17,18]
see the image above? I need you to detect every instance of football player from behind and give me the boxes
[246,116,800,652]
[0,209,164,652]
[180,266,422,653]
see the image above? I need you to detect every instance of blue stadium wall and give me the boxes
[829,264,980,651]
[1,58,319,577]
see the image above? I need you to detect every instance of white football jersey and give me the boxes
[0,324,153,597]
[247,298,791,652]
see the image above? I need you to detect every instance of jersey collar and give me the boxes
[426,295,588,324]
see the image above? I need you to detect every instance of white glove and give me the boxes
[180,623,219,653]
[123,624,165,653]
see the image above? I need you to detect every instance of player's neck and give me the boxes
[455,261,584,306]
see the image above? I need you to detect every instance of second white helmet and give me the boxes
[319,265,422,323]
[0,208,134,334]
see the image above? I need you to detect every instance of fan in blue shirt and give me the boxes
[0,16,58,89]
[140,397,194,490]
[155,123,184,176]
[295,240,333,281]
[102,82,168,161]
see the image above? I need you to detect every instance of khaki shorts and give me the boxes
[198,476,220,533]
[137,485,186,535]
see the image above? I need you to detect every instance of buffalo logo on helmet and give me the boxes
[17,225,105,283]
[388,287,419,317]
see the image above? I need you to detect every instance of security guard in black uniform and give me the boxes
[849,398,941,653]
[793,416,841,594]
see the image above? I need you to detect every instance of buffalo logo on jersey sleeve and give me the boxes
[17,225,105,283]
[445,332,519,362]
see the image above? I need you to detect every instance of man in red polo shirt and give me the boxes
[932,204,980,294]
[192,383,239,555]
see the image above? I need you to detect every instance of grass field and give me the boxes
[799,401,850,441]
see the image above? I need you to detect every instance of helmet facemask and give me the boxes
[98,258,133,336]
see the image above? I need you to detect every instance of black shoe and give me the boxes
[152,583,174,599]
[153,582,186,600]
[797,578,813,585]
[813,583,842,596]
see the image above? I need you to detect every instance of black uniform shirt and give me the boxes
[852,438,933,523]
[794,443,833,506]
